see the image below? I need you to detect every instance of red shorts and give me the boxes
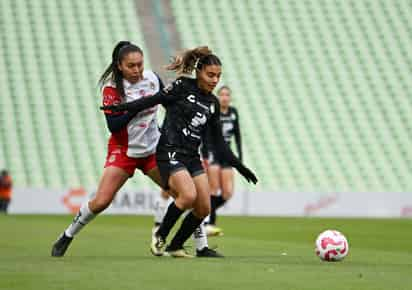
[104,145,157,176]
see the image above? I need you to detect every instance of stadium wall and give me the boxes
[8,187,412,217]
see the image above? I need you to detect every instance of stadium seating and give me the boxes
[0,0,411,194]
[0,0,153,188]
[171,0,412,191]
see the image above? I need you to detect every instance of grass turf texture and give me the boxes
[0,215,411,290]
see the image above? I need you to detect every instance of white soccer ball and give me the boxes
[315,230,349,261]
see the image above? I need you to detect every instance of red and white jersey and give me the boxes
[102,70,161,158]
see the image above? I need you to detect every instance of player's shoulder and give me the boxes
[101,78,116,90]
[101,81,121,104]
[101,80,119,96]
[143,70,163,90]
[176,76,194,87]
[163,76,191,94]
[211,93,219,103]
[229,106,239,114]
[210,94,220,113]
[142,70,158,81]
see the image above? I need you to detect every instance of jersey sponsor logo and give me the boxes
[103,95,120,106]
[187,94,196,103]
[182,128,190,136]
[186,94,210,111]
[190,112,207,127]
[182,128,201,139]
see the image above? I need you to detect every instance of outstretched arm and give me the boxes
[100,78,183,113]
[102,86,137,133]
[210,102,257,184]
[101,92,165,113]
[233,108,243,162]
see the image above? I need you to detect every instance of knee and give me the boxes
[177,191,197,209]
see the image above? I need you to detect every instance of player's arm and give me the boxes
[210,101,257,184]
[104,113,137,133]
[200,126,209,159]
[100,78,183,113]
[101,87,138,133]
[233,107,243,162]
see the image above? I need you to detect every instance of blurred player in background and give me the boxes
[101,46,257,258]
[0,169,13,214]
[202,86,242,236]
[51,41,220,258]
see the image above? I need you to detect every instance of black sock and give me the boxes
[156,202,184,240]
[209,196,217,225]
[215,195,227,209]
[209,196,227,225]
[168,212,203,250]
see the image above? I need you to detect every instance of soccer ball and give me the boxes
[315,230,349,261]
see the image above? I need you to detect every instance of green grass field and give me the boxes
[1,215,411,290]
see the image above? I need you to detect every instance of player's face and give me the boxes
[118,52,144,84]
[197,65,221,93]
[218,88,231,108]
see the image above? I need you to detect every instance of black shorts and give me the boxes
[207,151,232,169]
[156,149,205,189]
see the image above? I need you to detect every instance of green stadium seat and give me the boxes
[171,0,412,192]
[0,0,153,189]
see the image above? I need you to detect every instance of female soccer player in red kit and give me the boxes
[51,41,164,256]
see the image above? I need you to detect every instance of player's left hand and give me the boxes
[237,164,258,184]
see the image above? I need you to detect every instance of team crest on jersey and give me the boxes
[150,81,155,90]
[231,113,236,120]
[108,154,116,163]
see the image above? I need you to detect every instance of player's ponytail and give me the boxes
[166,46,221,75]
[99,41,143,99]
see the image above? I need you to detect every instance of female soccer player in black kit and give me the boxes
[102,46,257,257]
[202,85,242,236]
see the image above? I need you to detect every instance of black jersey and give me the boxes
[202,106,242,161]
[157,77,218,155]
